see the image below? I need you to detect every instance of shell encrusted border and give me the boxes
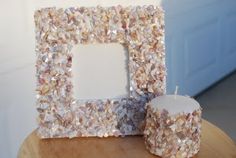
[34,5,166,138]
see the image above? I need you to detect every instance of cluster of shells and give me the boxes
[144,104,202,158]
[34,5,165,138]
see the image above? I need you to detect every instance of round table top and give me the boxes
[18,120,236,158]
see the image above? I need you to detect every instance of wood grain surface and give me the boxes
[18,120,236,158]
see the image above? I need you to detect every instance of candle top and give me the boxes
[149,95,200,115]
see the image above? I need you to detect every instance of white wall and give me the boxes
[0,0,236,157]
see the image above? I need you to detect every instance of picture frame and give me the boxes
[34,5,165,138]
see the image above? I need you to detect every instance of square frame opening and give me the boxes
[72,43,129,100]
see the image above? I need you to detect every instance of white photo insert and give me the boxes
[72,43,129,100]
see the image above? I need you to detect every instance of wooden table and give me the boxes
[18,120,236,158]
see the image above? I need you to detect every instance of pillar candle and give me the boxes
[144,95,202,158]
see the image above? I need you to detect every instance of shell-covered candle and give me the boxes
[144,95,202,158]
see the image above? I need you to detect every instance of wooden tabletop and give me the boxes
[18,120,236,158]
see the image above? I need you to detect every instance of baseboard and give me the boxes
[194,69,236,98]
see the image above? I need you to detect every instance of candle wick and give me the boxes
[174,86,179,99]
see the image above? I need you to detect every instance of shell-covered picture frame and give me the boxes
[34,5,166,138]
